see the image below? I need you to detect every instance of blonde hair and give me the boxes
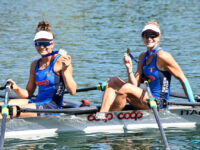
[146,21,160,27]
[145,21,161,34]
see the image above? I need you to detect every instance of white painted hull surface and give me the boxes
[2,106,200,139]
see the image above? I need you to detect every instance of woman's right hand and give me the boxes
[124,53,133,74]
[7,79,18,90]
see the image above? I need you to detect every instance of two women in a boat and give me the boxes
[100,21,195,112]
[1,20,195,117]
[3,21,77,117]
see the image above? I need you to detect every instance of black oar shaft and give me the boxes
[168,101,200,106]
[20,106,98,115]
[144,81,170,150]
[0,83,11,150]
[64,86,98,94]
[0,87,5,90]
[170,92,200,101]
[152,107,170,150]
[0,86,99,99]
[0,116,7,150]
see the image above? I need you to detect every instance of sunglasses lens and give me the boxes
[142,32,159,38]
[35,41,51,47]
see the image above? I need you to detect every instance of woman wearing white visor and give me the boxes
[100,21,194,112]
[2,21,77,117]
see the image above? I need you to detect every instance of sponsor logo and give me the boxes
[117,112,143,120]
[56,82,65,96]
[181,109,200,115]
[87,111,143,123]
[35,80,49,86]
[162,77,169,93]
[88,113,113,123]
[147,76,155,81]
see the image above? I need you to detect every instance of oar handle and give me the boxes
[4,83,11,104]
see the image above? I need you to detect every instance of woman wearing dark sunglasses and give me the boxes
[100,21,195,112]
[3,21,77,117]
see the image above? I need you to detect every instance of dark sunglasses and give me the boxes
[142,32,159,38]
[35,41,52,47]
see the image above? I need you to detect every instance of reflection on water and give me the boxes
[5,128,200,150]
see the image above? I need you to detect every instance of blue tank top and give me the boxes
[33,54,65,108]
[143,49,171,100]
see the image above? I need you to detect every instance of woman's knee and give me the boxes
[119,83,135,94]
[107,77,125,88]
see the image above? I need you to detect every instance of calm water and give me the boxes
[0,0,200,149]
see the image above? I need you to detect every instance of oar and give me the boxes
[0,83,8,91]
[144,81,170,150]
[0,87,5,91]
[0,94,20,99]
[19,106,98,115]
[167,101,200,106]
[64,82,107,94]
[0,83,11,150]
[170,92,200,102]
[2,81,198,102]
[0,82,107,99]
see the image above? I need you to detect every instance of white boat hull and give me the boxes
[2,106,200,139]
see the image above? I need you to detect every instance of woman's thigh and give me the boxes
[118,83,149,109]
[17,103,37,117]
[107,77,126,90]
[8,99,29,106]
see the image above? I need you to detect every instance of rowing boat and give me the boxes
[1,100,200,139]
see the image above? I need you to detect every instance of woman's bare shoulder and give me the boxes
[157,50,173,62]
[138,52,146,60]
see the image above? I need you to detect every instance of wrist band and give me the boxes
[184,79,195,102]
[12,83,17,89]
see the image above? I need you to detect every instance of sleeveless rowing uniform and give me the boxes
[143,49,171,100]
[29,54,65,110]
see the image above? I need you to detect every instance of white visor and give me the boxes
[142,24,161,34]
[33,31,53,41]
